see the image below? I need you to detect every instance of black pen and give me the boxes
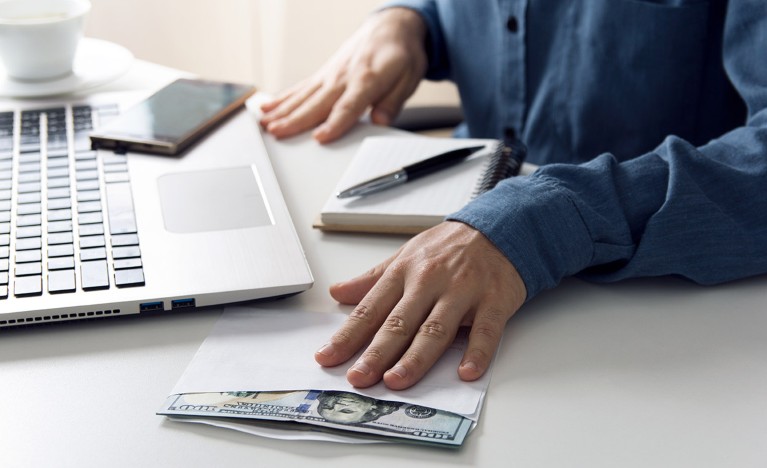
[336,145,486,199]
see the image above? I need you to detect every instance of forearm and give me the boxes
[450,121,767,299]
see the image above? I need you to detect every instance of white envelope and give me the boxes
[171,305,495,419]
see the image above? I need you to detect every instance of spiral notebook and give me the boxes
[315,135,526,235]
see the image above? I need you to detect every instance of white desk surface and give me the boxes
[1,61,766,468]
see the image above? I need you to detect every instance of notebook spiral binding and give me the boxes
[471,138,527,199]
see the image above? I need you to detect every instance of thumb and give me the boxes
[369,89,409,127]
[329,259,392,304]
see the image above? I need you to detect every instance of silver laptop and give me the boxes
[0,91,313,326]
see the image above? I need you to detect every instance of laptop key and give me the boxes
[48,232,73,245]
[80,235,105,249]
[80,247,107,261]
[78,223,104,236]
[14,275,42,297]
[17,226,42,239]
[111,233,139,247]
[81,260,109,290]
[16,214,42,227]
[104,182,137,234]
[49,256,75,270]
[77,190,101,202]
[104,172,130,183]
[49,269,76,293]
[47,187,70,199]
[16,237,42,251]
[16,262,42,276]
[49,198,72,210]
[17,203,42,215]
[49,244,75,257]
[115,267,145,288]
[112,246,141,259]
[114,258,142,270]
[16,249,42,262]
[48,209,72,221]
[77,201,102,213]
[48,220,73,233]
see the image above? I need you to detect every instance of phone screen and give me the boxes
[91,78,255,155]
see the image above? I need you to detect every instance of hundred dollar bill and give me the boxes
[158,390,472,446]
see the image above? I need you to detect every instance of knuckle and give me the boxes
[418,320,450,341]
[348,303,375,323]
[401,351,426,370]
[354,67,378,86]
[472,321,502,343]
[331,328,355,347]
[386,259,410,278]
[481,306,508,323]
[404,262,439,289]
[336,98,360,115]
[361,346,385,365]
[381,314,410,337]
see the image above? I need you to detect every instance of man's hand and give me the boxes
[259,8,428,144]
[315,221,527,390]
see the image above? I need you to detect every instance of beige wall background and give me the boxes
[84,0,458,107]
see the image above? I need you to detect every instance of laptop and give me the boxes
[0,90,313,327]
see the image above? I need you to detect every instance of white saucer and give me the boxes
[0,38,134,99]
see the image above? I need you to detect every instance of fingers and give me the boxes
[259,79,319,124]
[321,222,527,390]
[261,8,427,143]
[458,306,507,382]
[329,261,390,305]
[346,292,436,388]
[369,64,424,127]
[312,81,377,143]
[315,270,404,369]
[262,81,343,139]
[381,301,465,390]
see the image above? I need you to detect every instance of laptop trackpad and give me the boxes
[158,166,273,233]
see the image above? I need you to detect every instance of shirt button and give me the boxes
[504,127,517,140]
[506,16,519,33]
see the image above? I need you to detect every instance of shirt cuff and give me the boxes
[447,174,595,300]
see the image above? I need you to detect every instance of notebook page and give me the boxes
[321,135,498,227]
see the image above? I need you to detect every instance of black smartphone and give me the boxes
[89,78,256,156]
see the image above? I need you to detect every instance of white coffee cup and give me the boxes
[0,0,91,82]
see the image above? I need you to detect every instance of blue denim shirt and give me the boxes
[387,0,767,299]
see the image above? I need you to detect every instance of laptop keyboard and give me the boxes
[0,103,145,300]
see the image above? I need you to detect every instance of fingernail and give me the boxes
[313,129,327,141]
[267,121,280,132]
[371,110,391,126]
[461,361,479,372]
[350,360,371,376]
[316,343,335,357]
[388,364,407,379]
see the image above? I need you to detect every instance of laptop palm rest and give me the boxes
[158,166,273,234]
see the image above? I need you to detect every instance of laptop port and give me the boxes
[171,298,196,310]
[139,301,164,313]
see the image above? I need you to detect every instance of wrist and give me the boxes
[374,7,427,46]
